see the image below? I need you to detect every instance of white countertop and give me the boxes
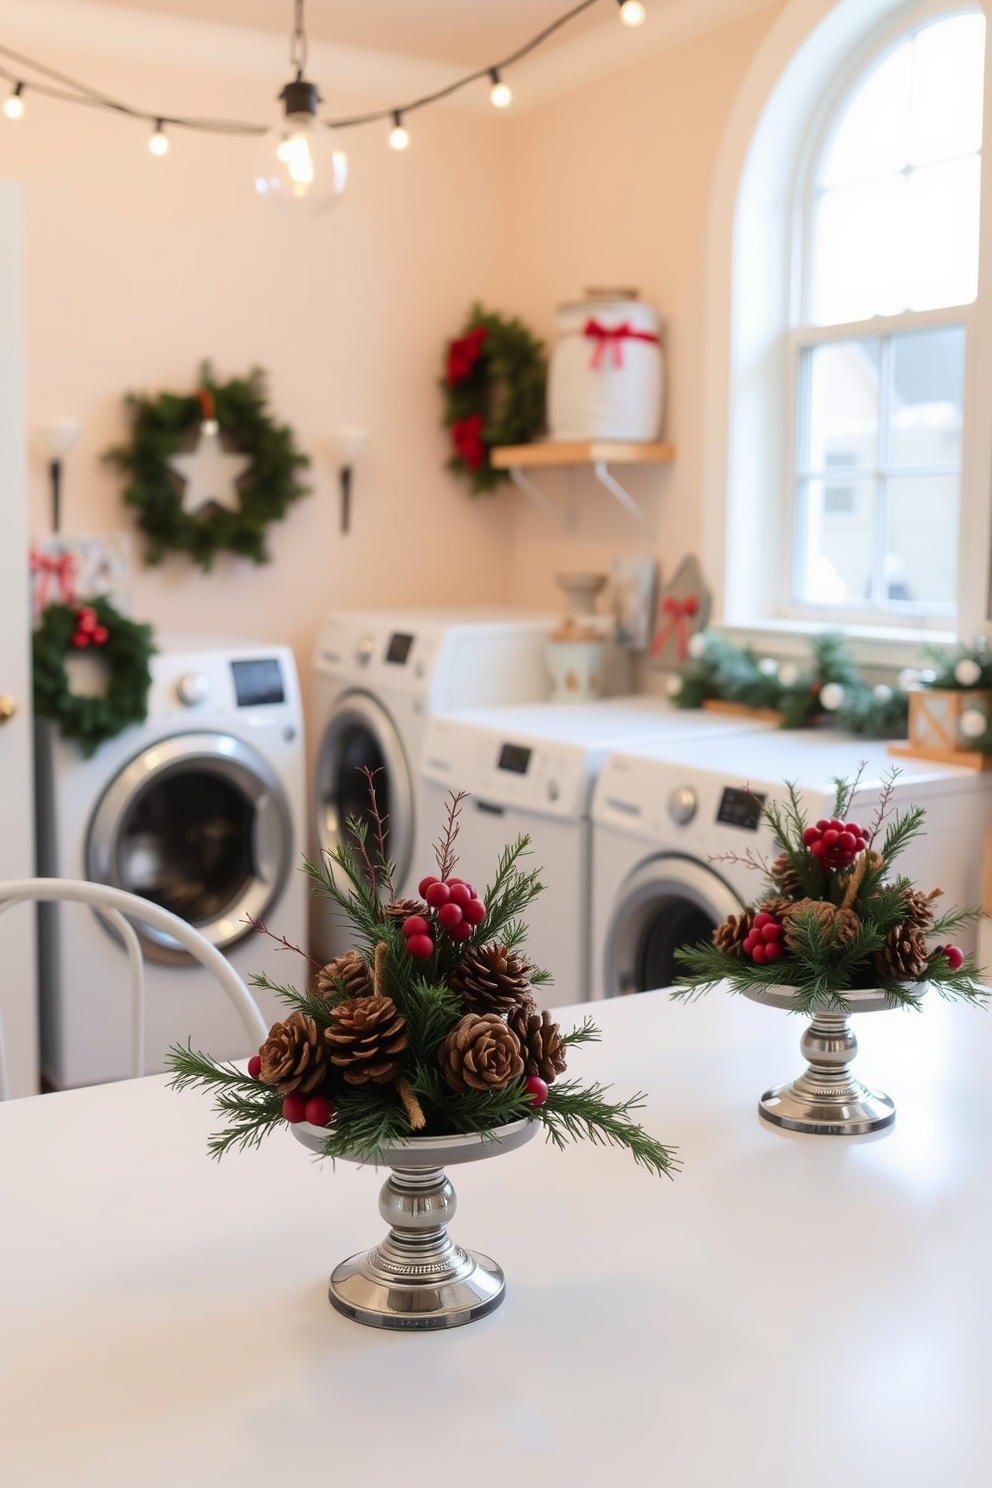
[0,988,989,1487]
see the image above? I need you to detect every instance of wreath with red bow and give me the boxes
[33,597,155,756]
[440,305,546,494]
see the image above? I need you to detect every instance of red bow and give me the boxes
[582,318,660,369]
[651,594,699,662]
[451,414,487,471]
[31,549,77,612]
[447,326,488,387]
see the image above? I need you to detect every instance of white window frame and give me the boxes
[702,0,992,666]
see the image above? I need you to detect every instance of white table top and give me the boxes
[1,988,989,1487]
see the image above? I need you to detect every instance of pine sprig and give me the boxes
[250,971,337,1026]
[481,835,546,946]
[541,1079,679,1178]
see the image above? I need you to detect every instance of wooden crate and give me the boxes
[701,698,783,724]
[887,688,992,770]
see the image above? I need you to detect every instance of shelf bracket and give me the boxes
[592,460,649,529]
[509,465,567,526]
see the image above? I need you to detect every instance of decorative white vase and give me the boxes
[547,292,664,442]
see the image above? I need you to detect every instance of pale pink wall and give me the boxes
[3,50,515,705]
[502,5,785,638]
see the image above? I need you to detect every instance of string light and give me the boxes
[489,68,512,108]
[617,0,646,25]
[255,0,348,216]
[149,118,168,155]
[389,110,409,150]
[3,82,24,119]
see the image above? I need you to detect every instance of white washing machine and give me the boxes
[310,610,555,962]
[419,701,776,1005]
[35,638,308,1088]
[591,729,992,999]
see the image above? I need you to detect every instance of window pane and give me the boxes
[812,177,908,324]
[822,41,911,188]
[797,478,876,605]
[886,474,958,607]
[805,339,879,472]
[911,14,985,165]
[904,156,981,310]
[888,326,965,467]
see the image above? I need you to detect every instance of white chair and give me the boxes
[0,878,269,1100]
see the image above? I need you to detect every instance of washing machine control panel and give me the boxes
[176,672,211,707]
[666,786,698,825]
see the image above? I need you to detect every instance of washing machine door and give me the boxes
[314,692,414,892]
[605,855,743,997]
[86,732,292,963]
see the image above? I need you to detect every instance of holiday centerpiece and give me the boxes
[33,597,154,756]
[441,305,546,494]
[105,366,309,570]
[890,638,992,769]
[673,770,986,1135]
[168,779,676,1329]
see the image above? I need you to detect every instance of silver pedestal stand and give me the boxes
[293,1118,538,1330]
[743,983,925,1136]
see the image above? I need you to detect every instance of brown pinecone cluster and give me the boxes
[875,923,929,981]
[712,911,753,956]
[259,1012,330,1095]
[317,948,371,999]
[326,994,408,1085]
[782,898,859,948]
[769,853,803,898]
[449,943,535,1015]
[437,942,567,1093]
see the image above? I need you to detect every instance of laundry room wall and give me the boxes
[502,3,785,630]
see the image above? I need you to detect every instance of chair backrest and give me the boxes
[0,878,268,1100]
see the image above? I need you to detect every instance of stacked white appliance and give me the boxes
[419,701,776,1005]
[591,728,992,999]
[36,639,308,1088]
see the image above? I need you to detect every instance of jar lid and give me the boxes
[584,287,639,300]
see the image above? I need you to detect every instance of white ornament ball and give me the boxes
[897,668,920,690]
[918,668,938,685]
[960,708,987,740]
[757,657,779,677]
[778,662,800,688]
[686,633,707,661]
[819,682,846,712]
[666,675,683,698]
[873,684,893,702]
[955,657,982,687]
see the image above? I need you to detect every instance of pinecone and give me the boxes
[782,898,859,948]
[325,994,408,1085]
[759,896,793,920]
[902,886,943,930]
[438,1013,524,1093]
[508,1005,567,1083]
[448,944,535,1015]
[316,949,372,1000]
[876,923,929,981]
[770,853,803,897]
[258,1011,329,1095]
[383,897,429,927]
[712,911,754,956]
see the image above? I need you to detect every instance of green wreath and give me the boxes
[33,598,155,757]
[104,365,309,571]
[441,305,546,494]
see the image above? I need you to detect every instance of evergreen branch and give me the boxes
[559,1016,601,1049]
[929,906,982,937]
[540,1080,679,1178]
[245,914,322,970]
[866,769,900,846]
[250,971,337,1026]
[434,789,468,881]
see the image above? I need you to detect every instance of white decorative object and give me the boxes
[324,427,369,535]
[169,421,251,516]
[610,557,658,649]
[547,291,664,442]
[545,631,604,704]
[955,658,983,687]
[779,662,801,688]
[819,682,845,711]
[687,633,707,661]
[758,657,779,677]
[666,675,683,698]
[898,667,921,690]
[873,684,893,702]
[960,707,987,740]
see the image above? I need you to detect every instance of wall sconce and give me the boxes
[38,418,82,533]
[326,427,369,535]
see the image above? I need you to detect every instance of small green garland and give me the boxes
[105,365,309,571]
[441,305,546,494]
[33,598,155,757]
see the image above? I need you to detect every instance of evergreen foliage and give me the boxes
[32,596,155,756]
[441,305,547,494]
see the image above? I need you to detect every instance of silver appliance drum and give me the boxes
[313,692,414,892]
[86,732,292,964]
[605,855,743,996]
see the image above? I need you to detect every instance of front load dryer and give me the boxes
[35,639,307,1088]
[419,701,775,1005]
[310,610,554,961]
[591,729,992,999]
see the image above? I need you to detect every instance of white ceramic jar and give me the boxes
[547,292,664,442]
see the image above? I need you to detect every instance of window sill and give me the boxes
[722,618,957,671]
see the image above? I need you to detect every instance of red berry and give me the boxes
[848,823,864,839]
[247,1054,262,1079]
[448,883,472,908]
[437,901,463,929]
[462,899,487,925]
[837,832,856,852]
[282,1093,307,1124]
[425,881,451,908]
[810,840,827,858]
[71,631,88,648]
[943,945,964,971]
[829,819,844,832]
[815,819,831,832]
[402,915,430,939]
[751,943,767,964]
[92,625,109,644]
[305,1096,334,1127]
[524,1075,549,1107]
[77,608,97,633]
[762,923,783,942]
[418,876,439,898]
[822,829,839,846]
[753,913,771,929]
[742,936,757,955]
[463,884,477,899]
[763,941,783,962]
[406,934,434,959]
[802,827,820,846]
[447,920,473,942]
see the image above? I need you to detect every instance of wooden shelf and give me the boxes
[491,440,675,469]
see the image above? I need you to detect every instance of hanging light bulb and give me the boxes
[617,0,646,25]
[149,119,168,156]
[489,68,512,108]
[255,0,347,217]
[389,110,409,151]
[4,83,24,120]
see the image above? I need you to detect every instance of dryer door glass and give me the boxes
[634,895,719,994]
[315,695,413,892]
[86,732,292,963]
[605,857,742,997]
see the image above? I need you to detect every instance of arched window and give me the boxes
[793,10,985,619]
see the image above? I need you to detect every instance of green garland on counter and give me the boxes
[33,598,155,756]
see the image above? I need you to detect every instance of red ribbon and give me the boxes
[651,594,699,662]
[31,549,77,611]
[197,388,215,421]
[583,318,660,370]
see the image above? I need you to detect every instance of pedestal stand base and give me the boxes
[754,1004,896,1136]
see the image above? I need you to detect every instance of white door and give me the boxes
[0,180,39,1097]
